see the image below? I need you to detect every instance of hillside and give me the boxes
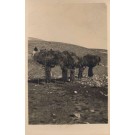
[28,37,108,80]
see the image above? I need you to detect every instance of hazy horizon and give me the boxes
[28,1,107,49]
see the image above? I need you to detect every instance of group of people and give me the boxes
[32,47,101,83]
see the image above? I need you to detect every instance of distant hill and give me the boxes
[28,37,108,79]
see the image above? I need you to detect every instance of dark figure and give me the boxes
[34,47,38,51]
[62,67,68,82]
[70,68,75,82]
[83,54,101,77]
[45,66,51,83]
[49,49,55,56]
[78,66,85,79]
[88,66,94,77]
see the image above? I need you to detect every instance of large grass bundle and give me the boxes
[28,38,107,66]
[33,49,80,82]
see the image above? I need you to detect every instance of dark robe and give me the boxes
[62,67,68,82]
[88,66,93,77]
[70,68,75,82]
[45,66,51,83]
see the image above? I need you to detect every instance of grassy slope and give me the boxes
[28,37,108,79]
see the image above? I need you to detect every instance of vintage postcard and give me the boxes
[26,0,110,135]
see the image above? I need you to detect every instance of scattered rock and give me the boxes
[77,74,108,87]
[51,113,56,118]
[74,113,81,119]
[100,91,104,95]
[90,109,95,113]
[74,91,78,94]
[48,92,53,94]
[100,91,108,96]
[69,113,81,119]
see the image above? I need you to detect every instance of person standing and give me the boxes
[32,47,38,56]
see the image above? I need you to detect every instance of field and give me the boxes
[28,37,108,124]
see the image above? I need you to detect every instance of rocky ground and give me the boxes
[28,78,108,124]
[28,38,108,124]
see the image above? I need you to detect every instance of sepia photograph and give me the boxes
[27,0,109,125]
[3,0,135,135]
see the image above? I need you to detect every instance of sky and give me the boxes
[27,1,107,49]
